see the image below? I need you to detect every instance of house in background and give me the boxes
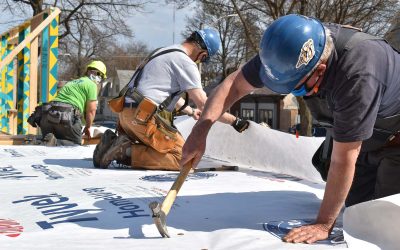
[111,70,135,96]
[231,88,298,131]
[96,69,299,132]
[205,83,298,131]
[95,70,135,122]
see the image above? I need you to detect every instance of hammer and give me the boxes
[149,162,192,238]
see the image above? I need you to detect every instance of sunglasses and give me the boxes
[91,70,104,79]
[200,53,210,63]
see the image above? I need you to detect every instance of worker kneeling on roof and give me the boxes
[93,28,249,170]
[28,60,106,146]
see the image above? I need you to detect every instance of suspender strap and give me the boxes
[133,48,186,88]
[118,48,186,98]
[126,48,188,112]
[159,91,189,113]
[335,26,381,58]
[117,48,163,97]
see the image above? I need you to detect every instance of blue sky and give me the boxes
[0,2,194,50]
[128,2,195,49]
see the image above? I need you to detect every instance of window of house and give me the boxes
[242,108,254,121]
[259,109,273,126]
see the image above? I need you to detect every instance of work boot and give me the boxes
[43,133,57,146]
[100,135,131,169]
[25,135,43,145]
[93,129,117,168]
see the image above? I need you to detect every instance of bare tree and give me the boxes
[235,0,399,135]
[229,0,259,54]
[1,0,149,38]
[174,0,400,135]
[1,0,151,76]
[60,25,149,81]
[95,40,149,83]
[182,0,261,87]
[385,11,400,51]
[238,0,398,36]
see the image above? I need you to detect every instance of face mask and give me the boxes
[89,74,102,84]
[291,84,308,96]
[291,75,320,96]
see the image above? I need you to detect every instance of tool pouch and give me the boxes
[47,110,62,124]
[108,95,125,113]
[60,111,73,124]
[28,104,45,127]
[134,97,158,123]
[142,113,178,153]
[312,130,333,182]
[47,105,74,125]
[312,140,332,182]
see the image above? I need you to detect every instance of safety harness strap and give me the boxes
[125,48,189,112]
[335,26,381,58]
[133,48,185,88]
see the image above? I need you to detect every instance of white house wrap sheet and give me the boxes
[0,117,397,250]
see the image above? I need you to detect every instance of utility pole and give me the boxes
[198,22,204,81]
[172,1,176,44]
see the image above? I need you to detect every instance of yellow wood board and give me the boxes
[0,134,99,145]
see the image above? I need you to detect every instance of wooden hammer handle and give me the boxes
[161,162,192,216]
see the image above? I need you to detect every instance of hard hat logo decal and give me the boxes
[296,39,315,69]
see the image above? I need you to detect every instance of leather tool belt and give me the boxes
[126,89,179,153]
[45,102,80,125]
[28,102,80,127]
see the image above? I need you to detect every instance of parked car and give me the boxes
[93,120,117,129]
[288,123,326,137]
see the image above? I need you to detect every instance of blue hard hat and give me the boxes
[259,14,326,94]
[196,28,221,58]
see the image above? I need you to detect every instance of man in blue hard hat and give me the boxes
[181,14,400,243]
[94,28,249,170]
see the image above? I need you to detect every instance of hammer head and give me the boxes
[149,201,170,238]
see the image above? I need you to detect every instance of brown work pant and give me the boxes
[118,107,184,171]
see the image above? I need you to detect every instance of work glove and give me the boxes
[231,117,250,133]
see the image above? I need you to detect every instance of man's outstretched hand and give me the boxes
[231,117,249,133]
[180,125,207,170]
[82,126,92,139]
[282,223,332,244]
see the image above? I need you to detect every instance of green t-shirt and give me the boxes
[53,76,98,114]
